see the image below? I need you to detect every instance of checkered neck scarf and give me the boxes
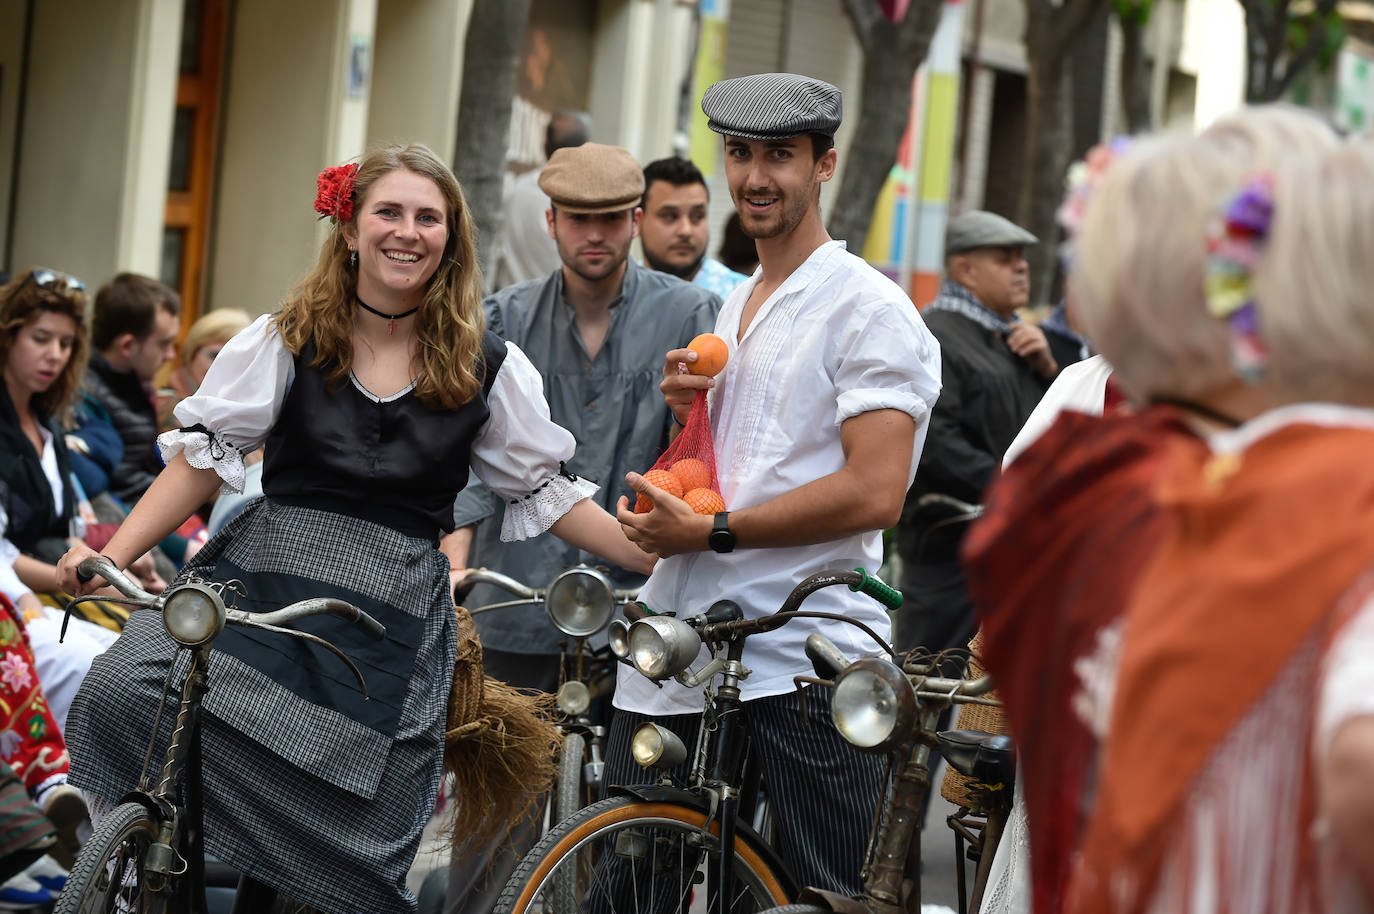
[926,279,1019,333]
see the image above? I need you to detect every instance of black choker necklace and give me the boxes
[356,297,421,335]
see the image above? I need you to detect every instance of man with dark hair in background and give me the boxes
[83,273,180,504]
[493,110,592,290]
[640,156,749,299]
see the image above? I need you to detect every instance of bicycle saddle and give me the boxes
[936,729,1015,788]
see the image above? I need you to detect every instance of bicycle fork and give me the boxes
[864,706,943,914]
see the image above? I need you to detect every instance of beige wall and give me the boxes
[9,0,178,287]
[0,0,27,271]
[208,0,373,315]
[369,0,469,158]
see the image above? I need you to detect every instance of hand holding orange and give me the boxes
[686,333,729,378]
[634,468,684,514]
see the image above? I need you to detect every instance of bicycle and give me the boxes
[753,634,1010,914]
[492,567,905,914]
[454,565,639,828]
[54,555,385,914]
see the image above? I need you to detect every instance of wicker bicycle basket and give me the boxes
[938,630,1009,812]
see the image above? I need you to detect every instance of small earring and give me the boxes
[349,249,358,267]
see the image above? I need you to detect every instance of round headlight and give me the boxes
[545,566,616,637]
[161,583,226,647]
[627,617,701,680]
[608,619,631,658]
[831,658,916,753]
[631,723,687,769]
[556,680,591,716]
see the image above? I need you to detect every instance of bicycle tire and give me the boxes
[495,795,792,914]
[555,731,587,826]
[54,801,163,914]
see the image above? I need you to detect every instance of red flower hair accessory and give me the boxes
[314,162,359,221]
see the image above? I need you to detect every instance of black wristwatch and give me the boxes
[708,511,736,554]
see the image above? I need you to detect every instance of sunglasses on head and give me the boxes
[22,268,86,295]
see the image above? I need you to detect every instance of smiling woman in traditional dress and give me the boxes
[57,143,653,914]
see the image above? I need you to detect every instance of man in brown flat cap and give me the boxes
[439,141,719,914]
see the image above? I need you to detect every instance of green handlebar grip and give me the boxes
[850,567,903,610]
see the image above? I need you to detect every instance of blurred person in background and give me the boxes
[493,110,591,290]
[157,308,253,431]
[640,156,748,299]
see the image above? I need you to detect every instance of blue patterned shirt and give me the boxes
[692,257,750,300]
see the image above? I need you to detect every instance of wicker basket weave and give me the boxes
[939,631,1009,812]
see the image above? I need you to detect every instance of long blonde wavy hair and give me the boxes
[274,144,485,409]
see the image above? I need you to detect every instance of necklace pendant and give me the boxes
[388,319,395,335]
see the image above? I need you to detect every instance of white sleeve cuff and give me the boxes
[158,427,248,494]
[500,473,600,542]
[835,389,931,428]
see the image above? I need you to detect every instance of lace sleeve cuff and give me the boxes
[499,468,600,543]
[157,424,249,494]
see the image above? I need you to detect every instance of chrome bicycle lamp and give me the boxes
[556,680,591,716]
[627,616,701,681]
[631,723,687,769]
[608,618,630,658]
[545,566,616,637]
[161,582,227,648]
[831,657,917,753]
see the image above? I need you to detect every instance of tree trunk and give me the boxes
[453,0,534,280]
[1018,46,1073,305]
[1119,16,1152,132]
[827,0,943,252]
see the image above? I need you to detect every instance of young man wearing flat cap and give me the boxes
[441,141,719,912]
[614,73,942,896]
[895,211,1057,659]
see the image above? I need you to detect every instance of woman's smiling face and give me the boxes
[344,168,450,310]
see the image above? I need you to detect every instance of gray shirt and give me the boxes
[455,259,720,653]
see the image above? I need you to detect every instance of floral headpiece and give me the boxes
[1057,137,1132,268]
[1204,174,1274,382]
[314,162,359,222]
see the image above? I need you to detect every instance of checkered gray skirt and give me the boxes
[65,499,456,914]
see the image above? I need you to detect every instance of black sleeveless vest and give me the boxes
[262,331,506,541]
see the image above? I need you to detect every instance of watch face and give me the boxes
[709,528,736,553]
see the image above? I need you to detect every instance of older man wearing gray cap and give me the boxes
[613,72,942,900]
[895,210,1058,659]
[440,141,719,914]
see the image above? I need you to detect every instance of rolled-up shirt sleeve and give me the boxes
[469,342,599,542]
[157,314,294,494]
[833,298,942,427]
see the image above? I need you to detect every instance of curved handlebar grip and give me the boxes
[849,568,903,610]
[76,556,107,583]
[356,610,387,641]
[75,556,155,603]
[622,601,650,623]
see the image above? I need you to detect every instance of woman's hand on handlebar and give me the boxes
[56,543,107,597]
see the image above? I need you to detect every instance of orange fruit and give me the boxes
[683,487,726,515]
[670,458,712,493]
[634,468,683,514]
[686,333,729,378]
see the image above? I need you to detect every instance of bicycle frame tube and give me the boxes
[864,703,944,914]
[140,646,213,909]
[705,638,749,914]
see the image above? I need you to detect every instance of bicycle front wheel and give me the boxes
[495,795,792,914]
[555,731,587,826]
[54,801,164,914]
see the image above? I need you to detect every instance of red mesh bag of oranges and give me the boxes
[635,333,729,517]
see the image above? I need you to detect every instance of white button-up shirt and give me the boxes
[615,240,942,714]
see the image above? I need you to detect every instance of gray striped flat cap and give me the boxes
[702,73,843,140]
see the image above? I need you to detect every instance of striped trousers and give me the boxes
[602,686,886,895]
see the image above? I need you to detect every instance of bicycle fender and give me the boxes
[604,784,798,897]
[115,789,175,823]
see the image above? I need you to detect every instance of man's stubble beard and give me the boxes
[643,249,705,281]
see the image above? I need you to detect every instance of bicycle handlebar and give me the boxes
[916,493,984,518]
[71,556,387,641]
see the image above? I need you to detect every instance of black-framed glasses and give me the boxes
[21,268,86,295]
